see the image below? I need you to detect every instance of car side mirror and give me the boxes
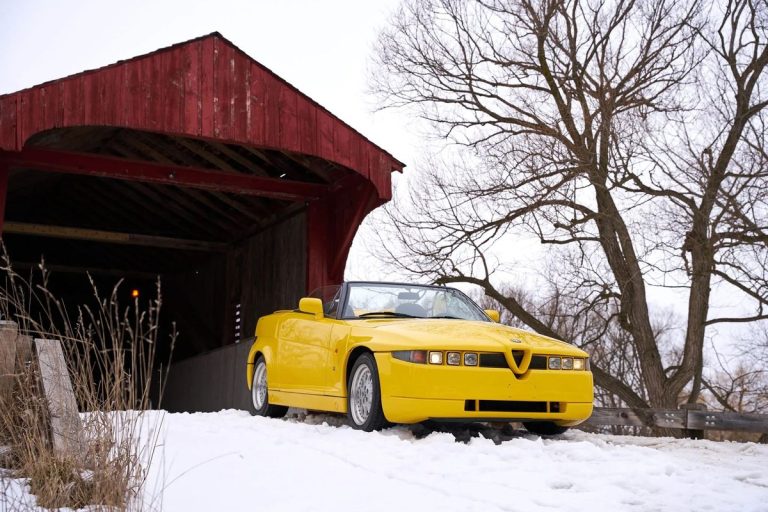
[485,309,500,323]
[299,297,324,319]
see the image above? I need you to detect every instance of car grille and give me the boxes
[478,353,549,371]
[479,353,508,368]
[464,400,549,413]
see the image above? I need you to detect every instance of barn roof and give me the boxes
[0,32,404,200]
[0,33,404,284]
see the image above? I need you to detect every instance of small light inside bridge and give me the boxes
[279,172,287,178]
[131,289,140,298]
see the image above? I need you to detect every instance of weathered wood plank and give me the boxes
[586,407,768,433]
[584,408,647,427]
[0,444,11,466]
[653,409,687,430]
[687,410,768,433]
[34,339,84,461]
[0,321,18,401]
[14,335,33,371]
[4,221,228,252]
[585,407,686,429]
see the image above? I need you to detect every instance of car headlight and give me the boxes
[447,352,461,365]
[562,357,573,370]
[464,353,478,366]
[548,356,561,370]
[573,358,585,370]
[429,351,443,365]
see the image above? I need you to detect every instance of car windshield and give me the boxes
[309,285,343,316]
[342,283,489,321]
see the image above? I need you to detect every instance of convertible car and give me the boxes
[246,282,593,435]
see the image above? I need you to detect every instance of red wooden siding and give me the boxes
[0,32,403,200]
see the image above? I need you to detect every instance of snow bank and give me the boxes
[144,410,768,512]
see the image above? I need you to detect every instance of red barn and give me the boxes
[0,33,404,411]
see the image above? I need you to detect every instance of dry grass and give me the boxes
[0,255,175,510]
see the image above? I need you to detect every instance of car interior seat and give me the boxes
[395,302,427,317]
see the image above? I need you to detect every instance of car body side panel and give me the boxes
[276,314,334,393]
[327,324,353,395]
[246,313,284,389]
[268,390,346,412]
[248,311,352,395]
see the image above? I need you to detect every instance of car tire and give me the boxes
[522,421,569,436]
[250,356,288,418]
[347,353,388,432]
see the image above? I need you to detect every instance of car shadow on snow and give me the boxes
[283,409,557,445]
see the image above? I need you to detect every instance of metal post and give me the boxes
[680,403,707,440]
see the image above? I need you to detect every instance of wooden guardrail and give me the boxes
[584,405,768,438]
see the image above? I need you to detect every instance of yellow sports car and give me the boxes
[246,282,593,435]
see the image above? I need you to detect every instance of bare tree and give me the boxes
[371,0,768,409]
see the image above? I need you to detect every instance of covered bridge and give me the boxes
[0,33,404,411]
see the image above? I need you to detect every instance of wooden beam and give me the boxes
[582,407,768,433]
[687,410,768,433]
[172,137,240,173]
[207,141,270,176]
[4,222,228,252]
[233,202,307,242]
[0,163,8,235]
[0,321,18,403]
[12,261,162,279]
[0,148,327,201]
[209,191,270,222]
[241,146,303,180]
[583,407,686,429]
[330,186,379,278]
[108,137,245,236]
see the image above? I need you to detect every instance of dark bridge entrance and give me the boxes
[0,33,403,411]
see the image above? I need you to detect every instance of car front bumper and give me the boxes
[375,353,594,425]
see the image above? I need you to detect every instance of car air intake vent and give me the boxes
[479,353,508,368]
[512,350,524,366]
[478,400,548,413]
[530,355,548,370]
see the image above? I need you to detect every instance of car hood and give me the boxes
[350,318,585,355]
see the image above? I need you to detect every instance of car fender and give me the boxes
[246,339,276,390]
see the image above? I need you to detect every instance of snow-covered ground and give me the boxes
[140,410,767,512]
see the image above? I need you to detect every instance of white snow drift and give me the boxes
[141,410,767,512]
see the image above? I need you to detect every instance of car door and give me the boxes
[276,312,334,394]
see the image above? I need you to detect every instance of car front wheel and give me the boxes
[522,421,569,436]
[250,356,288,418]
[347,353,387,431]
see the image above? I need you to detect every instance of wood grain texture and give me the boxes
[35,338,84,461]
[0,321,18,401]
[586,407,768,433]
[687,410,768,433]
[0,33,405,201]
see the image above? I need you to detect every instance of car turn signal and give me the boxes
[392,350,427,364]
